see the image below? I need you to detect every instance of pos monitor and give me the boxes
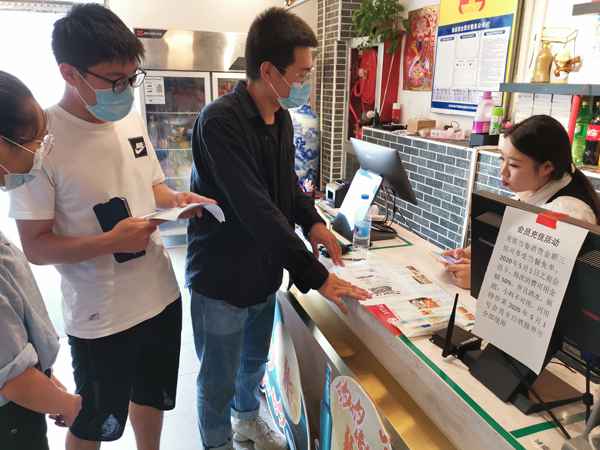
[469,191,600,417]
[350,138,417,205]
[331,168,383,241]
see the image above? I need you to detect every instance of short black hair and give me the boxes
[0,71,37,144]
[52,4,144,71]
[245,7,318,80]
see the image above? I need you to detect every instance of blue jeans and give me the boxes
[190,290,276,449]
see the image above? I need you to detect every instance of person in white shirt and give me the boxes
[444,114,600,289]
[9,5,215,450]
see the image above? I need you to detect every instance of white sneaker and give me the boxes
[231,416,287,450]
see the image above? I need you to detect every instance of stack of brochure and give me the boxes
[335,261,474,337]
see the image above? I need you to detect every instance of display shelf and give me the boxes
[572,2,600,16]
[500,82,600,96]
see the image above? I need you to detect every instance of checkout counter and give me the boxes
[278,214,593,450]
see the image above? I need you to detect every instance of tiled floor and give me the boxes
[32,245,268,450]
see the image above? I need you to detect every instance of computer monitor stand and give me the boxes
[431,297,593,440]
[370,223,397,241]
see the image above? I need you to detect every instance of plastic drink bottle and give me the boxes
[472,91,494,134]
[352,194,372,260]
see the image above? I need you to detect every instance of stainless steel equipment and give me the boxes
[136,29,247,246]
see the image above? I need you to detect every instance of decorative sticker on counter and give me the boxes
[330,376,391,450]
[264,300,310,450]
[474,206,588,374]
[143,76,166,105]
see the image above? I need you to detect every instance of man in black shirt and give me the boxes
[186,7,369,450]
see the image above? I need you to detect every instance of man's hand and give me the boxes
[309,223,343,266]
[318,273,372,313]
[108,217,157,253]
[175,192,218,219]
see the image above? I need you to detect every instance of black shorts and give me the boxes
[68,298,182,442]
[0,402,48,450]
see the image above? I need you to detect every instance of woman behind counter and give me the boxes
[444,114,600,289]
[0,71,81,450]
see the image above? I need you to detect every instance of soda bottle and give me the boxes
[572,99,591,166]
[583,101,600,166]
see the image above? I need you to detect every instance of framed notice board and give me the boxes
[431,0,521,115]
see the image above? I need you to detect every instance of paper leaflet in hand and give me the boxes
[142,203,225,223]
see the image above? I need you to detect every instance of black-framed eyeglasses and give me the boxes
[81,68,147,94]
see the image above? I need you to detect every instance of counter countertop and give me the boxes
[291,213,592,450]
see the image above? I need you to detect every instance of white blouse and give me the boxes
[515,173,597,225]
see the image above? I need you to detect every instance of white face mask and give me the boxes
[0,134,54,191]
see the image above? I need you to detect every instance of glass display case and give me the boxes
[140,70,211,246]
[211,71,245,99]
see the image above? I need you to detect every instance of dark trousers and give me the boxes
[0,401,49,450]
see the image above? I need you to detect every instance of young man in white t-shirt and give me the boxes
[9,5,215,450]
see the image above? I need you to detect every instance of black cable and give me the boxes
[383,186,390,224]
[549,360,577,374]
[392,192,404,225]
[504,354,571,439]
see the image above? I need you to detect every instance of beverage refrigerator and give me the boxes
[135,29,247,246]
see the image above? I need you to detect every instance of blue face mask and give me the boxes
[78,73,134,122]
[269,69,311,110]
[0,134,54,191]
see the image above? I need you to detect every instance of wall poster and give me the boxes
[431,0,520,115]
[403,5,439,91]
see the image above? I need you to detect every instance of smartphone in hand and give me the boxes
[431,250,461,265]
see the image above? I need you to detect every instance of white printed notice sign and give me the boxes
[474,206,588,374]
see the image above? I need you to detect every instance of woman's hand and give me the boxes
[0,368,82,427]
[48,374,82,427]
[445,258,471,289]
[443,246,471,261]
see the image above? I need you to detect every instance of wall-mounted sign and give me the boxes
[134,28,167,39]
[143,76,166,105]
[431,0,520,115]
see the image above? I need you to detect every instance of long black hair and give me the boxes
[505,114,600,224]
[0,71,36,144]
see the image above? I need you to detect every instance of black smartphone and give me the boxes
[93,197,145,263]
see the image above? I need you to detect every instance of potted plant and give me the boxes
[352,0,408,53]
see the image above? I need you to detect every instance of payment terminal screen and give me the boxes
[338,168,383,232]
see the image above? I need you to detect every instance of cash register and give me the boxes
[330,138,417,242]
